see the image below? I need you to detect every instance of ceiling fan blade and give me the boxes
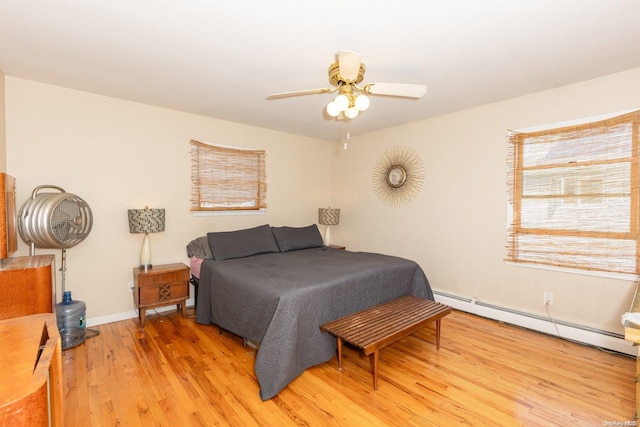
[267,88,332,99]
[365,82,427,98]
[338,50,362,82]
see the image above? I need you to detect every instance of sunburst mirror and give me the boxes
[372,146,425,207]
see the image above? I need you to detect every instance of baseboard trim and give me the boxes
[433,290,636,357]
[86,298,195,328]
[86,309,141,327]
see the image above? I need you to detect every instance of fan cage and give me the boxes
[19,187,93,250]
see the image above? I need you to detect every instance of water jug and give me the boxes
[55,290,86,350]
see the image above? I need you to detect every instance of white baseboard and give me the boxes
[86,298,195,328]
[86,309,140,328]
[433,290,636,357]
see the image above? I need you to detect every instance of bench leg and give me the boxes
[369,351,379,390]
[336,337,343,371]
[436,319,441,349]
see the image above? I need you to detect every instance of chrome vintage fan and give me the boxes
[267,50,427,120]
[18,185,93,293]
[19,185,93,252]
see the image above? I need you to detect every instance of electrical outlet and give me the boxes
[128,280,134,292]
[544,291,554,306]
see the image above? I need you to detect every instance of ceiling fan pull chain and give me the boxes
[344,128,350,151]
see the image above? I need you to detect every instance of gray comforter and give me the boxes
[195,246,433,400]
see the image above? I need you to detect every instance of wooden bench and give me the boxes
[320,295,452,390]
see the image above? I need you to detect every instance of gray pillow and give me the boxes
[186,236,213,259]
[271,225,324,252]
[207,224,280,261]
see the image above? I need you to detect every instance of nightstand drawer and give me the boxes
[137,269,189,287]
[139,281,189,306]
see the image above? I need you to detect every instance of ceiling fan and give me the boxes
[267,50,427,120]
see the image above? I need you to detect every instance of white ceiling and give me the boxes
[1,1,640,142]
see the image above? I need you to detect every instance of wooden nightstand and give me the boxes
[133,263,190,326]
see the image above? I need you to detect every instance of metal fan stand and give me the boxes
[59,247,69,294]
[19,185,100,339]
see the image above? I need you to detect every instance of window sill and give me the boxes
[192,209,266,217]
[506,261,638,282]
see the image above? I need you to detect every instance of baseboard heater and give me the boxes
[432,290,636,357]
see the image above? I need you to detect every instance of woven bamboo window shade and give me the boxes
[190,140,267,211]
[506,110,640,274]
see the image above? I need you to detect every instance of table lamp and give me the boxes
[128,206,165,271]
[318,207,340,246]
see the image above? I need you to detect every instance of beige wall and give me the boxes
[331,67,640,335]
[0,69,5,171]
[4,77,332,322]
[4,68,640,334]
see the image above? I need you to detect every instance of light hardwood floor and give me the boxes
[62,308,635,426]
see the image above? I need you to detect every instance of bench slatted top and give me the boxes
[321,295,451,355]
[320,295,452,390]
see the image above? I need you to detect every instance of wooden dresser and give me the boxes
[0,174,63,424]
[0,255,56,320]
[0,313,63,426]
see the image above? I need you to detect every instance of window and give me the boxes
[506,111,640,274]
[190,140,267,212]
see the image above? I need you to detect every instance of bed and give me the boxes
[187,224,433,400]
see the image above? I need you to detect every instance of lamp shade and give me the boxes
[318,208,340,226]
[128,207,165,234]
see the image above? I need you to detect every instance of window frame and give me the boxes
[190,140,267,213]
[506,110,640,275]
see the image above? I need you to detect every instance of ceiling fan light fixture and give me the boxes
[268,51,427,123]
[354,94,369,111]
[333,94,349,111]
[346,106,359,119]
[326,101,341,117]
